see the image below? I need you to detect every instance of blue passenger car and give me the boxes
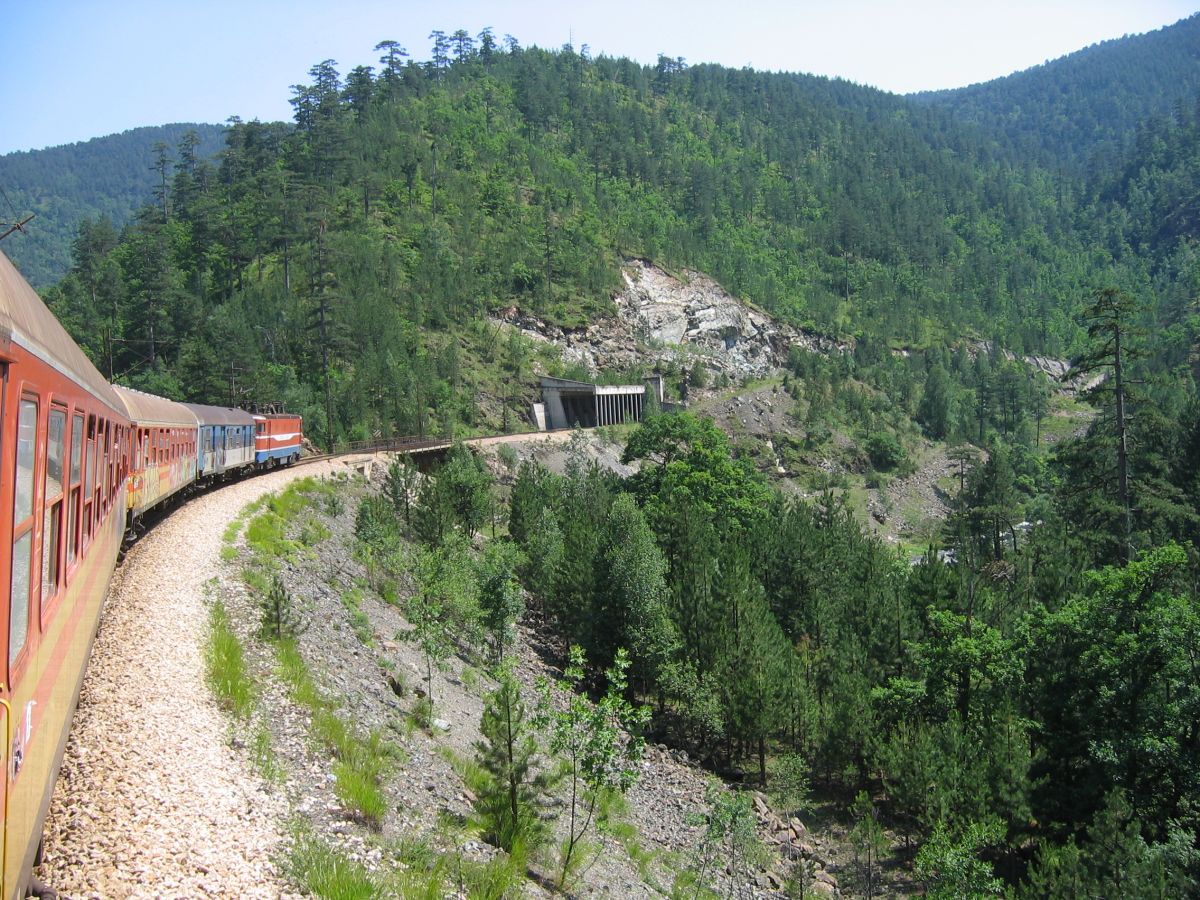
[184,404,257,480]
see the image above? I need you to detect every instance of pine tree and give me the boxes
[383,454,419,524]
[476,542,525,664]
[473,667,550,853]
[1066,287,1143,563]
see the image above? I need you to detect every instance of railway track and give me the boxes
[297,427,578,467]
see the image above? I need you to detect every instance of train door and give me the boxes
[215,426,225,474]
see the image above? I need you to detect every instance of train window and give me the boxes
[104,424,111,504]
[10,530,31,667]
[67,492,78,567]
[84,418,96,496]
[96,421,106,519]
[83,417,95,549]
[15,398,36,521]
[68,413,83,567]
[46,409,65,500]
[42,407,66,600]
[102,422,110,499]
[97,420,106,503]
[11,397,38,668]
[91,423,101,515]
[71,414,83,483]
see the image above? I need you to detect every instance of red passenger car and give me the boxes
[0,251,131,898]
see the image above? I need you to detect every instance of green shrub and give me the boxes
[865,431,905,471]
[324,492,345,518]
[409,696,434,731]
[355,495,400,552]
[260,575,306,641]
[300,517,331,547]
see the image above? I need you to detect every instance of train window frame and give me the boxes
[82,415,95,551]
[93,418,104,521]
[41,404,67,612]
[100,420,110,516]
[10,394,39,675]
[67,411,84,571]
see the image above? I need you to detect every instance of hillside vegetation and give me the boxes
[37,31,1194,447]
[914,13,1200,169]
[0,123,226,286]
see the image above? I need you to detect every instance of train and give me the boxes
[0,249,303,898]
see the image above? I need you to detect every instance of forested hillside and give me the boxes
[0,123,226,286]
[914,13,1200,169]
[38,34,1154,447]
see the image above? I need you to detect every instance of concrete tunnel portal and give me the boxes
[535,376,664,430]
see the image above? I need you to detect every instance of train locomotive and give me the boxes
[0,249,302,897]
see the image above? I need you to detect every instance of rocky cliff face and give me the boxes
[615,260,848,377]
[500,260,847,384]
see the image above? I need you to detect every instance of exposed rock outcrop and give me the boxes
[499,260,848,386]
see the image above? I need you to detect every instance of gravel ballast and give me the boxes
[36,462,340,898]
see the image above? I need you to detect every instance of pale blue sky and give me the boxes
[2,0,1196,154]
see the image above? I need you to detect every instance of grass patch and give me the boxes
[341,586,374,647]
[333,758,389,826]
[252,723,284,783]
[205,600,255,719]
[242,565,272,597]
[454,852,529,900]
[243,478,334,568]
[276,640,324,708]
[275,640,396,828]
[222,518,244,545]
[288,826,382,899]
[246,510,295,561]
[597,790,668,892]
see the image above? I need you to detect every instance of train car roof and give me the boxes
[0,250,125,416]
[112,385,199,428]
[183,403,256,427]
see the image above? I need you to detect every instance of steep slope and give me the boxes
[913,14,1200,167]
[0,123,226,286]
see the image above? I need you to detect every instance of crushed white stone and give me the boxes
[37,462,340,898]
